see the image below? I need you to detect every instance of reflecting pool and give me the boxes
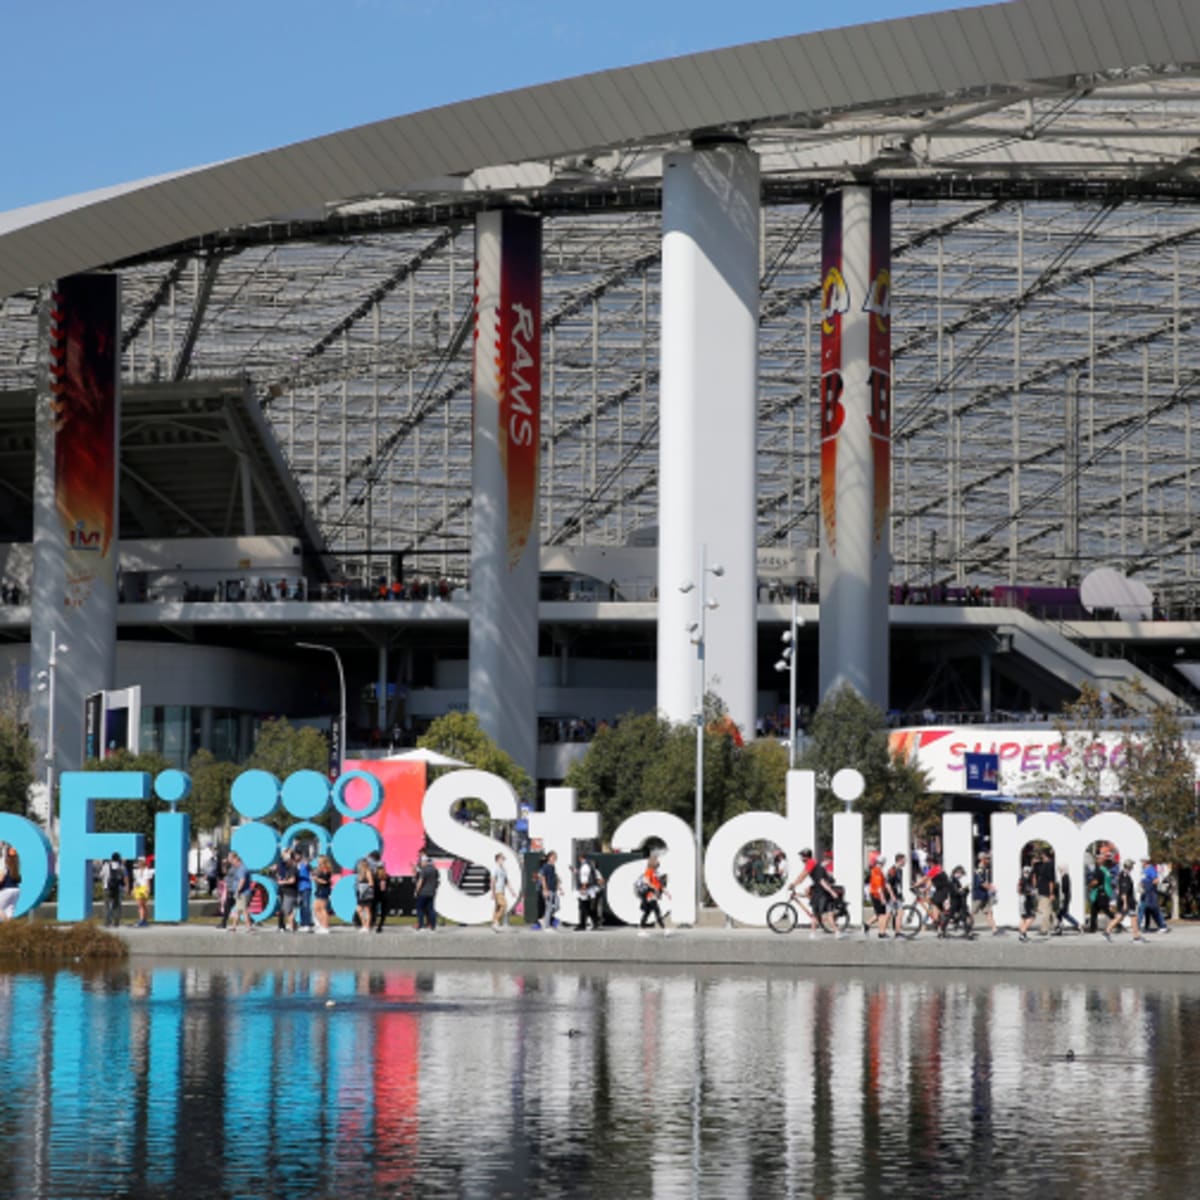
[0,961,1196,1196]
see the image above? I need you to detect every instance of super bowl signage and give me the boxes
[0,766,1151,931]
[889,725,1200,798]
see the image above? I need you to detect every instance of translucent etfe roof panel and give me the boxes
[1,1,1200,594]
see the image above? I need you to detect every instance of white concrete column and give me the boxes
[657,142,759,735]
[818,187,891,709]
[469,210,541,781]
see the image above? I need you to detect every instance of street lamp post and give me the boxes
[681,544,723,912]
[36,631,68,838]
[297,642,347,773]
[774,587,805,768]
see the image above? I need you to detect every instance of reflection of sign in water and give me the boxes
[965,752,999,792]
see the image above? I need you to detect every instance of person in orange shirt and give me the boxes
[867,852,890,939]
[637,853,671,937]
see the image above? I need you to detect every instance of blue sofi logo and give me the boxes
[228,768,383,923]
[0,768,384,925]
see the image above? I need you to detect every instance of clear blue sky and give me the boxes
[0,0,999,212]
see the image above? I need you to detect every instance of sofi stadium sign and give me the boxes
[0,765,1150,930]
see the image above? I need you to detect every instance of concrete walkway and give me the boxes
[112,920,1200,976]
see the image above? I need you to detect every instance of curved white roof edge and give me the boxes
[2,0,1198,299]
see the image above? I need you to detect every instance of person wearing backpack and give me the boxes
[102,852,127,928]
[1087,857,1115,937]
[575,853,605,931]
[636,853,670,937]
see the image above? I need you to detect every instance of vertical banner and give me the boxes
[327,716,343,781]
[469,211,542,782]
[819,192,847,553]
[84,692,103,762]
[818,189,890,710]
[31,274,120,821]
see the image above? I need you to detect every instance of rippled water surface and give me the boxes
[1,960,1197,1197]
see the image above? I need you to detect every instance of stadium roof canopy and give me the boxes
[1,0,1199,591]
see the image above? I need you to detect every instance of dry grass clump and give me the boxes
[0,920,128,963]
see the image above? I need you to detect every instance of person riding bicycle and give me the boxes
[929,863,954,923]
[789,849,840,933]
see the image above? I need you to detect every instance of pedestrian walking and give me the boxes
[1109,860,1145,942]
[636,853,670,936]
[575,853,604,931]
[972,853,999,935]
[491,852,517,931]
[102,853,126,928]
[296,851,314,932]
[132,858,153,927]
[1139,858,1169,934]
[531,851,561,931]
[885,853,906,938]
[226,852,254,932]
[275,851,299,932]
[371,857,389,932]
[414,852,439,931]
[1088,857,1116,937]
[866,853,888,938]
[1017,866,1038,942]
[1054,864,1080,933]
[1033,849,1057,936]
[312,855,333,933]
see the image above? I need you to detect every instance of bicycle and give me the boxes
[935,903,975,939]
[896,891,942,939]
[767,886,850,935]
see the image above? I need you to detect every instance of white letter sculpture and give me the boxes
[703,769,817,926]
[527,787,599,929]
[423,769,521,925]
[608,811,697,927]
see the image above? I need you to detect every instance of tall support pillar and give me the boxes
[30,274,121,826]
[657,142,759,735]
[469,210,541,782]
[818,187,891,709]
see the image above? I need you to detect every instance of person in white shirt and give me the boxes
[491,852,517,931]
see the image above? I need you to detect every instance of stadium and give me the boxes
[1,0,1199,794]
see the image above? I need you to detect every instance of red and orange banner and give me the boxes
[49,274,119,609]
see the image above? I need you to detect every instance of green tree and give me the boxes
[798,685,932,840]
[1023,681,1108,817]
[247,718,330,777]
[565,700,789,842]
[82,750,173,845]
[567,710,693,835]
[419,711,533,801]
[0,710,34,818]
[186,748,239,834]
[1116,703,1200,863]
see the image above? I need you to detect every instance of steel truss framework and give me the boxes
[2,71,1200,594]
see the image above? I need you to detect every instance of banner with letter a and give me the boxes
[469,211,542,781]
[31,274,121,813]
[818,188,891,711]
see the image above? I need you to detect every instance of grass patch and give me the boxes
[0,920,128,963]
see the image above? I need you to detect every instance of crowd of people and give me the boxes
[781,843,1175,943]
